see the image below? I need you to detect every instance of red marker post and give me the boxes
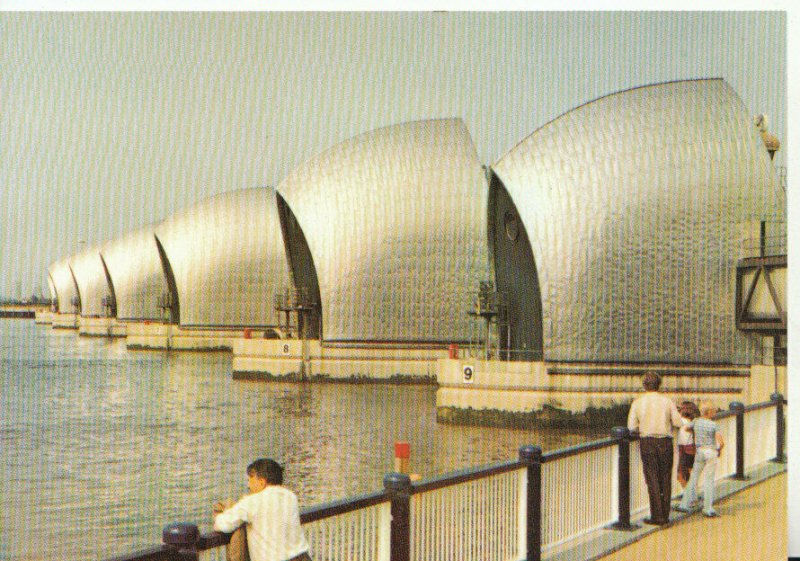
[394,441,421,481]
[394,441,410,474]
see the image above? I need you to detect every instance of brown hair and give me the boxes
[679,400,700,420]
[642,371,661,391]
[247,458,284,485]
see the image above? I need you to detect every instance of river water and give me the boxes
[0,319,605,560]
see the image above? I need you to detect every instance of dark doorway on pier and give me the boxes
[276,193,322,340]
[488,172,543,361]
[68,265,82,315]
[99,255,118,318]
[154,235,180,325]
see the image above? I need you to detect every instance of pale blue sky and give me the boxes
[0,12,787,298]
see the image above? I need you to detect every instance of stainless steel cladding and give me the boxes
[491,79,785,364]
[100,227,167,321]
[277,119,490,343]
[154,188,291,328]
[48,257,80,314]
[69,247,110,318]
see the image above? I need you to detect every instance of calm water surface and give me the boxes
[0,319,604,560]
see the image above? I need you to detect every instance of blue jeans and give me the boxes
[679,446,718,514]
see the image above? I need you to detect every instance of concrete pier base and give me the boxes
[232,339,444,383]
[78,317,127,337]
[435,359,786,428]
[34,310,55,324]
[126,323,271,351]
[51,313,79,329]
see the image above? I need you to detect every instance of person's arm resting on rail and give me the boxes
[213,498,250,533]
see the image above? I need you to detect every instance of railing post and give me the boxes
[162,523,199,561]
[610,427,635,530]
[519,445,542,561]
[729,401,747,480]
[771,392,786,463]
[384,472,412,561]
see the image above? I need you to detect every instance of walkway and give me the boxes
[598,471,785,561]
[545,461,786,561]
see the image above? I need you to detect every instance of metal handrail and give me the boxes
[410,459,523,494]
[300,490,389,524]
[104,545,176,561]
[543,437,617,463]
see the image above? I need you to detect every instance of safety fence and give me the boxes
[107,395,786,561]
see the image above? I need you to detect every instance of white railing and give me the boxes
[109,397,786,561]
[541,445,616,550]
[304,502,390,561]
[410,468,523,561]
[744,405,777,470]
[714,413,738,479]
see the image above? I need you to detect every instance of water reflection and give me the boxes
[0,319,604,560]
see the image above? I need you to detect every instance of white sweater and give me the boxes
[213,486,309,561]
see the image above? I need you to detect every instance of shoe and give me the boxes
[673,506,690,513]
[703,511,719,518]
[643,518,669,525]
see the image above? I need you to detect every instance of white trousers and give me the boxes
[678,446,718,514]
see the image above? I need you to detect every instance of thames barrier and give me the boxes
[42,79,786,428]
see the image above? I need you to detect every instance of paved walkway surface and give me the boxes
[545,461,786,561]
[597,471,786,561]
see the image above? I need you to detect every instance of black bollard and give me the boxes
[729,402,747,480]
[771,392,786,463]
[519,445,543,561]
[384,472,412,561]
[609,427,635,531]
[163,523,199,561]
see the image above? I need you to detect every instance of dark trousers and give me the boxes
[640,437,674,523]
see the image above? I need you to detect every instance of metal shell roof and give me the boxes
[69,246,110,317]
[277,118,490,342]
[491,79,785,364]
[100,226,167,321]
[154,187,291,328]
[48,257,79,314]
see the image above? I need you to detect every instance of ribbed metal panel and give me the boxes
[48,257,79,314]
[154,187,291,328]
[491,79,785,364]
[69,247,110,318]
[277,118,490,342]
[100,226,167,321]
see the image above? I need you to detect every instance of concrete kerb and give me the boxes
[543,460,786,561]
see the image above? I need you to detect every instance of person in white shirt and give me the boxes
[213,458,311,561]
[627,372,684,526]
[676,401,700,488]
